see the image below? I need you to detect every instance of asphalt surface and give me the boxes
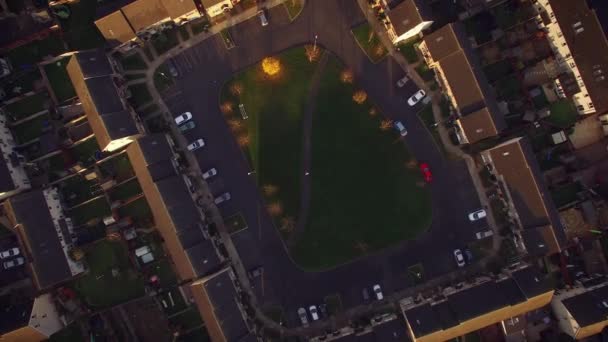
[161,0,486,327]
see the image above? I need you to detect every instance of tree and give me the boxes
[220,101,234,114]
[380,119,393,130]
[340,69,354,83]
[230,82,244,96]
[227,119,243,132]
[267,202,283,216]
[368,107,378,116]
[373,44,385,58]
[352,90,367,104]
[261,57,281,76]
[305,44,321,62]
[354,241,369,253]
[237,133,250,147]
[280,216,295,233]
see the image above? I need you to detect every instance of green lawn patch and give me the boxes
[44,57,77,103]
[284,0,303,20]
[74,240,145,308]
[3,92,50,121]
[191,20,210,35]
[177,327,211,342]
[158,288,187,315]
[415,64,434,82]
[495,75,522,100]
[119,53,147,70]
[417,105,449,158]
[58,174,100,207]
[128,84,153,108]
[154,64,175,93]
[483,60,513,82]
[351,22,387,63]
[138,103,160,118]
[224,213,248,234]
[108,178,142,202]
[550,182,581,208]
[49,323,84,342]
[152,29,179,55]
[169,307,203,331]
[70,136,100,166]
[2,69,43,100]
[0,224,13,239]
[146,258,178,288]
[118,196,153,228]
[547,99,577,128]
[12,113,51,144]
[220,47,319,226]
[68,197,111,226]
[97,152,134,181]
[292,57,431,270]
[397,40,419,63]
[6,33,65,65]
[55,0,105,50]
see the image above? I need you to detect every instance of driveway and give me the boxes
[160,0,486,327]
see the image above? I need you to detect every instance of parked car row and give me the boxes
[1,247,24,270]
[297,304,328,326]
[453,247,474,267]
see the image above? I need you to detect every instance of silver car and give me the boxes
[0,247,19,259]
[187,139,205,151]
[407,89,426,106]
[3,256,24,269]
[214,192,231,205]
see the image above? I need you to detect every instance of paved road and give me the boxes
[161,0,486,327]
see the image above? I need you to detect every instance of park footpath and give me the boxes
[135,0,503,339]
[356,0,501,253]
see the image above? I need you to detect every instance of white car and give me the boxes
[396,75,409,87]
[202,168,217,180]
[214,192,231,205]
[454,249,465,267]
[373,284,383,300]
[394,121,407,136]
[0,247,19,259]
[468,209,487,222]
[407,89,426,106]
[297,308,309,326]
[476,229,494,240]
[187,139,205,151]
[3,256,24,269]
[309,305,319,321]
[174,112,192,125]
[258,10,268,26]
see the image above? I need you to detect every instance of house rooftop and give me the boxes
[101,110,139,140]
[562,284,608,327]
[185,239,222,277]
[511,266,553,298]
[162,0,200,20]
[485,137,565,254]
[121,0,169,32]
[136,134,174,166]
[83,76,124,114]
[154,176,202,237]
[95,11,137,48]
[387,0,430,37]
[72,49,113,77]
[439,50,485,114]
[456,107,499,144]
[422,23,463,62]
[4,190,72,289]
[549,0,608,114]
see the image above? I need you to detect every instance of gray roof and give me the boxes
[7,190,72,289]
[511,266,553,298]
[562,284,608,327]
[447,281,507,322]
[404,303,439,337]
[371,318,409,341]
[137,134,174,166]
[101,110,139,139]
[85,76,124,115]
[204,270,250,341]
[73,49,113,77]
[155,176,200,235]
[185,239,222,277]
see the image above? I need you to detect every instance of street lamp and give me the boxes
[313,34,318,52]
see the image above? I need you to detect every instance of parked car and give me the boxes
[419,162,432,183]
[297,308,309,326]
[362,288,370,302]
[3,256,24,269]
[174,112,192,125]
[394,121,408,136]
[396,75,409,87]
[179,121,195,132]
[453,249,465,267]
[167,59,179,77]
[372,284,383,300]
[407,89,426,106]
[475,229,494,240]
[187,138,205,151]
[468,209,487,221]
[202,168,217,180]
[214,192,231,205]
[247,266,263,279]
[464,248,474,263]
[258,9,268,26]
[309,305,319,321]
[0,247,19,259]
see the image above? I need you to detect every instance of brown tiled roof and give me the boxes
[486,138,565,254]
[162,0,200,19]
[94,10,136,47]
[456,107,498,143]
[387,0,426,37]
[422,24,462,62]
[121,0,169,32]
[438,50,485,114]
[549,0,608,114]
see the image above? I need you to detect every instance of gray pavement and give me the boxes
[142,0,492,336]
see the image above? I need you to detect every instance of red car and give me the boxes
[419,163,432,183]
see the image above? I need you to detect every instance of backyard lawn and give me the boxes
[152,29,179,55]
[43,57,76,103]
[12,113,51,144]
[3,92,50,121]
[108,178,142,202]
[118,196,153,228]
[71,136,100,166]
[128,84,153,108]
[118,53,147,70]
[56,0,105,50]
[169,307,204,331]
[74,240,145,308]
[68,197,111,226]
[291,57,431,269]
[397,40,419,63]
[547,99,577,128]
[6,33,65,66]
[351,22,387,63]
[97,152,134,182]
[58,174,100,208]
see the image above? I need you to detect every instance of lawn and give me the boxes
[154,64,175,93]
[547,99,577,128]
[291,57,432,269]
[169,307,204,331]
[43,57,77,103]
[58,174,100,208]
[70,136,100,166]
[147,259,178,288]
[152,29,179,55]
[224,213,248,234]
[128,84,153,108]
[68,197,111,226]
[108,178,142,202]
[483,60,513,83]
[550,182,581,208]
[118,196,153,228]
[495,75,522,100]
[220,47,319,226]
[397,40,419,63]
[415,64,435,82]
[97,152,134,182]
[56,0,105,50]
[6,33,65,66]
[177,328,211,342]
[158,288,187,316]
[49,323,83,342]
[74,240,145,308]
[3,92,50,122]
[118,53,147,71]
[2,68,42,101]
[12,113,51,144]
[351,22,387,63]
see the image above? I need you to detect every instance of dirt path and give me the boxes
[287,51,329,247]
